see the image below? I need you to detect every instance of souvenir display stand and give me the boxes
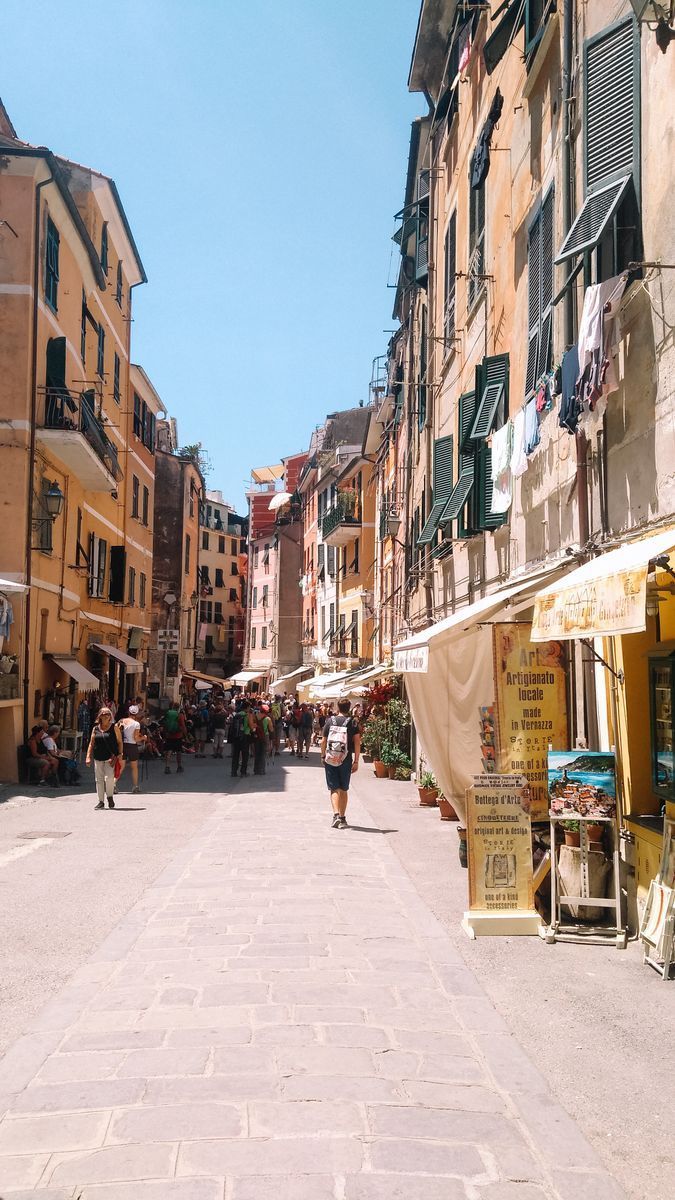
[639,817,675,981]
[541,814,627,948]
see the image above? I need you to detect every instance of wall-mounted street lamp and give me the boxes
[629,0,675,51]
[31,479,65,548]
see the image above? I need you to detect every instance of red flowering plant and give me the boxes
[365,680,395,708]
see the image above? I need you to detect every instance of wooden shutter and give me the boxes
[444,212,457,349]
[97,539,107,597]
[525,209,541,397]
[88,533,97,596]
[526,188,554,397]
[456,391,478,537]
[585,17,638,195]
[471,354,509,440]
[538,188,554,380]
[418,436,454,547]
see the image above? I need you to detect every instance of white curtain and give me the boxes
[405,625,495,823]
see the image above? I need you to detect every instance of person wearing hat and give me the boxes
[117,704,146,794]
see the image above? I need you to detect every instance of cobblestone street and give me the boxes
[0,758,627,1199]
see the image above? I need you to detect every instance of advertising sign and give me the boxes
[493,624,568,822]
[532,567,647,640]
[393,644,429,673]
[466,774,535,914]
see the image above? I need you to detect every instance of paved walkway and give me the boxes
[0,759,625,1199]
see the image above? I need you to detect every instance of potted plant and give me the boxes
[395,762,412,781]
[339,487,358,516]
[381,741,399,779]
[418,769,439,807]
[437,793,458,821]
[561,819,581,847]
[362,716,388,776]
[587,821,604,846]
[457,826,468,867]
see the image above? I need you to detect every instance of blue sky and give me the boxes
[3,0,423,511]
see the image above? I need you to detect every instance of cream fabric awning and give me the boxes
[339,662,394,697]
[231,669,265,686]
[272,666,312,690]
[47,655,99,692]
[182,668,232,688]
[0,577,28,594]
[90,642,143,673]
[532,527,675,641]
[303,670,352,699]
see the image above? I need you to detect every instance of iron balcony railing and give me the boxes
[41,386,123,481]
[322,496,361,540]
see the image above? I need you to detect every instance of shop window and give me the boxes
[444,211,457,352]
[556,16,640,282]
[45,218,59,311]
[526,188,554,399]
[131,475,139,518]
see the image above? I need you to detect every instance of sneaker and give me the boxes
[331,813,341,828]
[95,801,105,809]
[338,815,348,829]
[132,785,140,794]
[108,798,115,809]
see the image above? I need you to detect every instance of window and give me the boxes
[418,436,454,546]
[321,606,326,639]
[251,627,257,649]
[128,566,136,605]
[229,587,237,602]
[468,165,486,310]
[205,634,214,654]
[113,352,121,404]
[442,392,477,531]
[556,17,640,280]
[444,212,457,351]
[200,600,213,623]
[215,567,224,588]
[202,531,209,550]
[240,538,247,554]
[338,613,346,656]
[253,587,258,609]
[525,188,554,399]
[214,601,223,624]
[45,218,59,310]
[218,535,226,554]
[115,260,123,306]
[227,638,234,655]
[189,489,195,519]
[415,171,429,285]
[142,401,155,452]
[131,475,139,518]
[231,539,237,556]
[81,291,87,364]
[133,392,143,439]
[351,537,360,575]
[100,222,109,274]
[97,326,105,378]
[231,561,238,576]
[254,546,259,568]
[261,626,268,649]
[350,609,358,657]
[142,485,149,526]
[185,534,191,575]
[327,544,336,578]
[418,306,427,431]
[262,584,269,609]
[200,564,211,587]
[228,615,235,633]
[453,355,509,536]
[139,571,146,609]
[75,508,86,566]
[87,533,108,598]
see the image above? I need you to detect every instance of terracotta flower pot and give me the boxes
[373,760,388,779]
[418,787,439,807]
[438,796,458,821]
[457,826,468,868]
[587,822,604,845]
[564,829,581,847]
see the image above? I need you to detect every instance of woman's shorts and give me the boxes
[123,744,140,761]
[324,756,353,791]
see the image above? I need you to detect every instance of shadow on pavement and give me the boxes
[347,825,398,835]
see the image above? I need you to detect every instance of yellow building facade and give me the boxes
[0,104,153,778]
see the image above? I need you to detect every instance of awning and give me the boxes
[393,564,567,673]
[46,655,99,692]
[0,577,28,594]
[532,528,675,642]
[272,666,313,690]
[304,670,353,699]
[231,669,265,686]
[90,642,143,673]
[182,668,232,688]
[339,662,395,697]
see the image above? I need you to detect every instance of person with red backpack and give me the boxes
[321,698,361,829]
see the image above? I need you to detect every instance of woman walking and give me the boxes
[117,705,146,794]
[85,707,123,810]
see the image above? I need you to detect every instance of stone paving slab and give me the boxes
[0,765,628,1198]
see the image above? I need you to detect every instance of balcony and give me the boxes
[322,496,361,547]
[36,387,122,492]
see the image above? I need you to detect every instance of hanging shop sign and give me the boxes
[462,773,541,938]
[393,644,429,673]
[532,567,647,640]
[493,624,569,822]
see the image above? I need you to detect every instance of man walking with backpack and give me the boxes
[162,703,187,774]
[321,698,360,829]
[230,700,252,778]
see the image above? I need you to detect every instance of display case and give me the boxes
[649,652,675,802]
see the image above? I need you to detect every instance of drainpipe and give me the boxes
[23,171,53,744]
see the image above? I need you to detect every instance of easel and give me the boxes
[541,814,627,949]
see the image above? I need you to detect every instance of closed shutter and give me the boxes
[538,188,554,380]
[108,546,126,603]
[444,212,457,349]
[478,444,506,531]
[585,17,637,194]
[415,202,429,284]
[525,209,541,397]
[417,436,454,547]
[88,533,98,597]
[97,539,107,597]
[526,188,554,397]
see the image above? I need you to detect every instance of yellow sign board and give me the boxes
[532,567,647,640]
[493,624,569,822]
[466,774,535,914]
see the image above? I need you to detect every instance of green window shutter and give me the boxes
[525,206,541,397]
[452,390,478,537]
[415,200,429,284]
[470,353,509,440]
[418,436,454,547]
[478,443,506,531]
[584,17,638,195]
[444,212,457,350]
[526,188,554,397]
[538,188,554,380]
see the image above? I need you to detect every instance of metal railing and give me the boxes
[40,387,122,481]
[322,496,361,540]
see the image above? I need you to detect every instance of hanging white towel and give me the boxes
[510,408,528,478]
[490,421,513,515]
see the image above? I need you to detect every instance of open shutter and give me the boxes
[417,436,454,547]
[525,209,541,398]
[97,539,107,597]
[440,391,477,534]
[478,444,506,531]
[537,188,554,379]
[88,533,98,597]
[470,353,509,440]
[585,17,638,194]
[444,212,457,350]
[108,546,126,603]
